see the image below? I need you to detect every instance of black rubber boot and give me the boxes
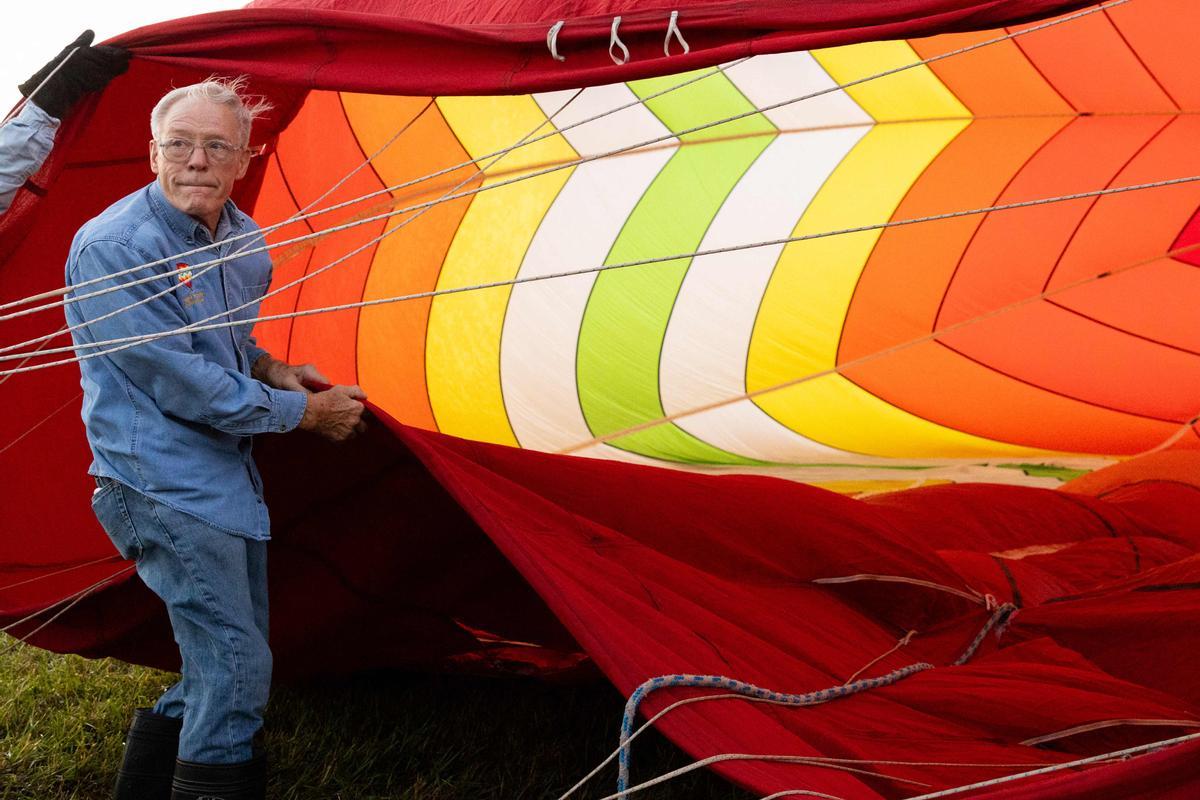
[112,708,182,800]
[170,753,267,800]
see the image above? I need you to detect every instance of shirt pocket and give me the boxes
[235,282,270,343]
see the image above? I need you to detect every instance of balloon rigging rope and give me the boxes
[1,46,81,126]
[4,10,1191,792]
[1,172,1194,376]
[0,0,1128,326]
[560,231,1200,456]
[559,603,1200,800]
[0,554,120,594]
[0,0,1159,648]
[557,605,1023,799]
[0,93,594,600]
[608,606,1015,795]
[0,84,596,365]
[0,66,745,373]
[0,58,750,318]
[0,98,438,389]
[0,90,595,597]
[901,732,1200,799]
[0,99,589,596]
[556,629,927,800]
[0,563,135,656]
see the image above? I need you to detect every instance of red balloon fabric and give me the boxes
[103,0,1101,96]
[3,1,1199,797]
[5,406,1200,798]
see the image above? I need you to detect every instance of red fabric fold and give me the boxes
[6,409,1197,798]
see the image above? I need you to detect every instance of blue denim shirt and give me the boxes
[0,102,58,214]
[65,181,308,539]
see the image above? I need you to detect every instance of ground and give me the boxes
[0,635,752,799]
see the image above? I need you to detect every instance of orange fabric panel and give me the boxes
[836,116,1183,453]
[840,340,1181,454]
[939,299,1200,422]
[1106,0,1200,111]
[1049,261,1200,357]
[909,31,1073,118]
[840,116,1067,360]
[355,103,478,432]
[1043,115,1200,353]
[273,91,388,385]
[1062,450,1200,496]
[937,115,1170,330]
[1007,9,1177,113]
[248,153,312,360]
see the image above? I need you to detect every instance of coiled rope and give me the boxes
[611,604,1015,796]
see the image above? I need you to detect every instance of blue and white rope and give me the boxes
[616,603,1017,796]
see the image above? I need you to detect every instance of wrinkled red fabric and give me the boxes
[98,0,1100,96]
[3,2,1198,796]
[4,409,1199,798]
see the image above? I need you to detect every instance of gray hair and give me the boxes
[150,76,272,148]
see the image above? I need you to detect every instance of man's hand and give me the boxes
[252,355,328,393]
[299,385,368,442]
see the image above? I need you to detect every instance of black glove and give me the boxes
[18,30,131,120]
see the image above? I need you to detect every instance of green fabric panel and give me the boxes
[576,71,776,464]
[997,463,1091,482]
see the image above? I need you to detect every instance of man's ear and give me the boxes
[234,148,251,180]
[148,140,159,175]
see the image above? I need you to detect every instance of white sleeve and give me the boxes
[0,102,60,214]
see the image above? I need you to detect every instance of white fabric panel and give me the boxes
[659,127,876,463]
[723,51,874,130]
[501,84,674,456]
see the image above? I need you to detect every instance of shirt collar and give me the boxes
[147,180,247,245]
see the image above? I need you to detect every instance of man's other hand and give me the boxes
[19,31,130,120]
[299,385,368,442]
[254,356,329,393]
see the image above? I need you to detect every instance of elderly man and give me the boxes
[65,78,366,800]
[1,31,128,214]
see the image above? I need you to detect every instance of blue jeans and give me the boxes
[91,477,272,764]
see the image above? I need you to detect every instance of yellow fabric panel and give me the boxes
[811,479,952,496]
[757,375,1051,458]
[425,96,577,445]
[747,118,1052,458]
[813,40,970,122]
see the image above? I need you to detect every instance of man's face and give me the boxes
[149,96,251,233]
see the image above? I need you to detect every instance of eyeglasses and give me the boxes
[156,138,245,165]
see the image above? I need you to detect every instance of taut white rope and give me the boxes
[0,100,438,362]
[902,732,1200,799]
[6,174,1192,376]
[2,46,81,125]
[0,0,1130,321]
[0,60,747,318]
[559,216,1200,455]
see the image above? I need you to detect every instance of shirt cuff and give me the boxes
[246,344,270,372]
[267,387,308,433]
[20,101,61,128]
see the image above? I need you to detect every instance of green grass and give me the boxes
[0,634,752,800]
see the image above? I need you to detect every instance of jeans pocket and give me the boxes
[90,480,145,562]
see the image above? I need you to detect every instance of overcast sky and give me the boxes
[1,1,244,112]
